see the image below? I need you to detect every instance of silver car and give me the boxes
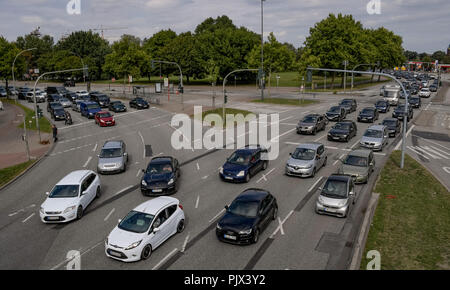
[72,100,83,112]
[59,97,72,108]
[285,143,327,178]
[338,149,375,184]
[315,175,356,218]
[97,141,128,174]
[359,125,389,151]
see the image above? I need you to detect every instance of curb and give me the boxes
[349,192,380,270]
[0,140,56,192]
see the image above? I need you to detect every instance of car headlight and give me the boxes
[100,119,105,123]
[63,206,76,214]
[167,178,174,185]
[216,224,222,230]
[125,240,142,250]
[236,171,245,177]
[219,167,223,174]
[338,201,348,208]
[141,180,147,186]
[105,238,108,245]
[239,228,252,235]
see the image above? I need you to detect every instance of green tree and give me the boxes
[195,15,236,34]
[0,37,22,88]
[15,30,54,70]
[143,29,177,77]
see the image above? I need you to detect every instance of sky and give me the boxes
[0,0,449,54]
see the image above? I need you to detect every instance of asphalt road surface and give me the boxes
[0,79,443,270]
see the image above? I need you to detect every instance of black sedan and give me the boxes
[141,156,180,195]
[109,101,127,113]
[130,97,149,109]
[325,106,346,122]
[392,104,413,121]
[408,96,421,108]
[339,99,357,114]
[47,102,63,114]
[327,121,357,142]
[51,108,66,121]
[216,188,278,245]
[381,118,401,137]
[357,107,379,123]
[374,100,390,113]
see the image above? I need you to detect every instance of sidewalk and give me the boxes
[0,101,51,169]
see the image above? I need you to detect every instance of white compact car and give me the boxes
[76,90,90,98]
[105,197,185,262]
[40,170,101,223]
[419,88,431,98]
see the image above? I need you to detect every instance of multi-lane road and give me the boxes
[0,77,447,270]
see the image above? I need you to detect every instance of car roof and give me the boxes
[134,197,179,215]
[57,170,94,185]
[82,101,98,105]
[296,142,322,150]
[102,140,123,149]
[383,118,398,122]
[362,107,375,110]
[348,149,371,157]
[150,156,173,164]
[367,125,386,131]
[304,113,321,118]
[236,188,269,202]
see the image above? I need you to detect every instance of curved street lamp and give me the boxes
[12,48,37,102]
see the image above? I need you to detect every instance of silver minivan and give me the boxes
[285,143,327,178]
[97,141,128,174]
[359,125,389,152]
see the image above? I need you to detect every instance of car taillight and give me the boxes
[179,204,183,210]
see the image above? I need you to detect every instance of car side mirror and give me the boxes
[124,152,128,156]
[318,187,323,192]
[289,153,292,156]
[153,227,160,233]
[81,191,87,196]
[142,169,146,173]
[118,219,122,224]
[225,205,229,210]
[349,191,355,196]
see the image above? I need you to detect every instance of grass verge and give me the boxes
[193,108,254,127]
[0,160,36,188]
[251,98,319,106]
[360,151,450,270]
[4,99,51,133]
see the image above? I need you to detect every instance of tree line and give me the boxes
[0,14,411,87]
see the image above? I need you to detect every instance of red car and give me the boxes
[95,111,115,127]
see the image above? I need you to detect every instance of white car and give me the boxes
[419,88,431,98]
[26,92,45,103]
[76,90,90,98]
[40,170,101,223]
[105,197,185,262]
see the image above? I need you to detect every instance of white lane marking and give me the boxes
[114,185,133,196]
[412,136,450,151]
[411,146,440,159]
[195,195,200,209]
[201,175,209,180]
[395,125,415,150]
[196,162,200,171]
[285,142,300,145]
[420,146,449,159]
[9,209,25,217]
[152,248,178,270]
[314,134,326,142]
[280,123,298,126]
[278,217,285,235]
[270,210,294,238]
[83,156,92,168]
[308,176,324,193]
[138,131,145,159]
[270,128,296,142]
[325,146,340,150]
[333,154,345,166]
[443,167,450,174]
[104,208,115,221]
[92,143,97,152]
[22,213,35,223]
[181,233,190,253]
[407,146,430,160]
[351,140,360,149]
[256,168,276,183]
[429,145,450,156]
[209,209,225,223]
[136,169,141,177]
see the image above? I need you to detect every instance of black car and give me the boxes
[325,106,346,122]
[47,94,62,103]
[216,188,278,245]
[220,145,268,183]
[357,107,379,123]
[399,90,411,99]
[374,100,390,113]
[429,85,438,92]
[327,120,357,142]
[129,97,149,109]
[109,101,127,113]
[90,93,110,108]
[47,102,63,114]
[392,104,413,121]
[64,92,78,102]
[51,108,66,121]
[339,99,357,114]
[141,156,180,196]
[381,118,401,137]
[296,114,327,135]
[18,87,31,100]
[46,86,67,97]
[0,87,7,98]
[408,96,421,108]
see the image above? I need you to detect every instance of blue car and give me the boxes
[219,145,269,183]
[80,101,101,119]
[141,156,180,196]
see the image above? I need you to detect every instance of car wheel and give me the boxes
[312,128,317,135]
[311,167,316,178]
[95,187,101,199]
[262,161,268,170]
[272,207,278,220]
[245,173,250,183]
[252,229,260,244]
[177,219,185,233]
[141,244,152,260]
[323,157,328,167]
[76,206,83,220]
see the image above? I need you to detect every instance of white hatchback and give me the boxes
[40,170,101,223]
[105,197,185,262]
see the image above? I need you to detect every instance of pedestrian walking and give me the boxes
[52,124,58,142]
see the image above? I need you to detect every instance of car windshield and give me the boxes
[100,148,122,158]
[361,109,373,114]
[344,155,368,167]
[384,91,397,97]
[87,104,100,110]
[113,103,123,107]
[364,129,382,138]
[383,120,397,126]
[49,185,79,198]
[340,100,352,105]
[146,163,173,174]
[228,200,259,218]
[98,95,108,100]
[302,116,317,123]
[376,101,386,106]
[227,152,252,165]
[409,98,419,102]
[98,112,112,118]
[329,107,340,113]
[54,109,65,115]
[421,88,429,92]
[396,105,405,111]
[333,123,350,130]
[291,148,316,160]
[321,180,348,199]
[60,98,69,102]
[118,211,154,233]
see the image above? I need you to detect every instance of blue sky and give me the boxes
[0,0,449,53]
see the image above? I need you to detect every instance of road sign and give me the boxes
[164,78,169,87]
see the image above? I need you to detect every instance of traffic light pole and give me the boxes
[307,66,410,169]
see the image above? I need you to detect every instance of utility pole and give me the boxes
[12,48,37,103]
[260,0,266,101]
[343,60,348,93]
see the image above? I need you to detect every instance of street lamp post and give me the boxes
[12,48,37,102]
[307,66,410,169]
[343,60,348,93]
[260,0,266,101]
[351,62,380,91]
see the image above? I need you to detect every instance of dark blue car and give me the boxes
[219,145,268,183]
[141,156,180,196]
[80,101,101,118]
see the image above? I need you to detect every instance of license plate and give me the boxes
[152,189,163,193]
[333,137,340,140]
[225,176,233,180]
[224,234,236,240]
[324,208,335,213]
[110,251,122,257]
[47,216,59,220]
